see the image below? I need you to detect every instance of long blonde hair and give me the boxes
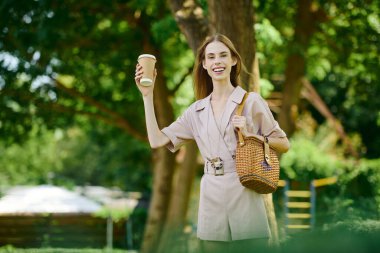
[193,34,242,100]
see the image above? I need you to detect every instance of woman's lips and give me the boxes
[212,67,225,73]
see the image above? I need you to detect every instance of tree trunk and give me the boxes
[157,2,209,252]
[207,0,256,88]
[168,0,210,52]
[278,0,328,136]
[157,142,199,253]
[141,148,175,253]
[253,56,280,244]
[263,194,279,247]
[140,47,177,253]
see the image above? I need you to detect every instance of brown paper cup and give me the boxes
[138,54,156,86]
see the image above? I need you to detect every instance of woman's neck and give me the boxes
[211,80,235,101]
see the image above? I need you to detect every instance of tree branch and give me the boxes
[40,101,148,142]
[170,66,193,95]
[301,78,359,158]
[53,78,147,141]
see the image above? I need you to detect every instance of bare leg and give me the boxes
[229,238,269,253]
[201,240,230,253]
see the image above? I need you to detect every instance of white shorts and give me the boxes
[197,172,271,241]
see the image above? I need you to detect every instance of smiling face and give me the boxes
[202,41,237,83]
[193,34,242,99]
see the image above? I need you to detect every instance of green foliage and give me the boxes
[255,18,284,52]
[0,124,152,192]
[280,124,344,181]
[280,137,342,181]
[339,158,380,213]
[151,15,178,45]
[52,125,152,191]
[0,0,193,194]
[0,0,191,143]
[279,113,379,225]
[254,17,287,86]
[309,1,380,157]
[254,0,380,158]
[0,127,63,187]
[95,207,133,222]
[280,227,380,253]
[258,78,274,98]
[325,219,380,234]
[160,32,195,116]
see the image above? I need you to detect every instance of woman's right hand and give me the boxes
[135,63,157,97]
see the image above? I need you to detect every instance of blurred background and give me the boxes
[0,0,379,253]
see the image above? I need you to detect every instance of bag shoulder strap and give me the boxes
[236,92,273,165]
[236,92,249,146]
[236,92,249,116]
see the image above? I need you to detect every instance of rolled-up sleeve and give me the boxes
[251,94,287,138]
[161,107,194,152]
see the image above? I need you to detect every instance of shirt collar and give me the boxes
[230,86,247,104]
[195,85,247,111]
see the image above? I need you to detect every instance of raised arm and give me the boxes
[135,64,170,148]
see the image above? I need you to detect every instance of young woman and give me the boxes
[135,34,290,253]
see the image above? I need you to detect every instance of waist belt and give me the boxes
[204,159,236,176]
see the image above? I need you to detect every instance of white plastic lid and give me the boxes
[138,54,156,60]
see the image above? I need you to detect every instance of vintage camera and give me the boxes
[211,157,224,176]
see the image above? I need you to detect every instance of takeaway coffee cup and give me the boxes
[137,54,156,86]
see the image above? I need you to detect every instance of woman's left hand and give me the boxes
[231,115,248,136]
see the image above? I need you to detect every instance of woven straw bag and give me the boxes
[235,93,280,194]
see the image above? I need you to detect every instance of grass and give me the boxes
[0,246,134,253]
[2,219,380,253]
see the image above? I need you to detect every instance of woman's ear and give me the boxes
[202,60,207,69]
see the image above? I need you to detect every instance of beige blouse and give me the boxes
[162,86,286,164]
